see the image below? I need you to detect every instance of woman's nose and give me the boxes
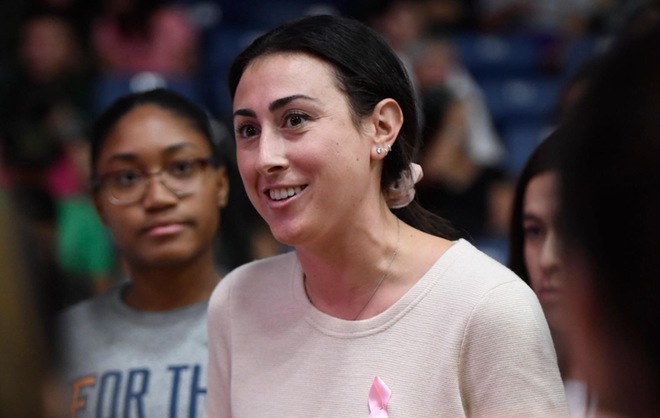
[141,174,179,209]
[540,229,561,273]
[256,128,289,175]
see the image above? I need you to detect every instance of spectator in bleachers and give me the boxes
[91,0,199,76]
[417,86,513,258]
[413,36,507,169]
[0,11,117,307]
[475,0,602,37]
[0,11,92,195]
[364,0,427,93]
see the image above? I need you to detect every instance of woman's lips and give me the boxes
[143,222,187,237]
[537,287,561,305]
[267,185,307,201]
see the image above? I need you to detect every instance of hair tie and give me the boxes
[384,163,423,209]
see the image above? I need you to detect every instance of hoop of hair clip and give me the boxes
[384,163,423,209]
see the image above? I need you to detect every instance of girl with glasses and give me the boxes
[58,88,229,417]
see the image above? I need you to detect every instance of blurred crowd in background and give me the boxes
[0,0,651,322]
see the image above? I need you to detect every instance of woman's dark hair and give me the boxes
[507,127,567,285]
[227,14,460,239]
[90,88,222,178]
[559,26,660,386]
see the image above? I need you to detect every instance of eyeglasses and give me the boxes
[93,157,217,205]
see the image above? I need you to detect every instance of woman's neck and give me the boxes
[296,216,401,319]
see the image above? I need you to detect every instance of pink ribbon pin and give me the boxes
[368,376,391,418]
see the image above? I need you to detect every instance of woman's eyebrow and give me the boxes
[104,143,196,163]
[161,142,196,156]
[105,153,138,164]
[268,94,316,112]
[233,94,317,120]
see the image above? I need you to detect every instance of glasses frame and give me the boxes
[92,157,217,206]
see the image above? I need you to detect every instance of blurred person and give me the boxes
[423,0,477,33]
[508,128,598,418]
[475,0,599,36]
[58,88,229,416]
[0,190,66,418]
[28,0,99,48]
[91,0,199,76]
[558,25,660,416]
[206,15,568,417]
[368,3,507,169]
[0,10,109,306]
[0,11,92,195]
[417,86,513,247]
[413,36,507,168]
[364,0,426,95]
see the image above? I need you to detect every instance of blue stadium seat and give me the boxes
[202,26,266,119]
[220,0,340,29]
[480,76,562,127]
[561,35,607,80]
[500,121,551,179]
[453,33,541,79]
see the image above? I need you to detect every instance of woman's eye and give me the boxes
[113,170,142,187]
[168,160,195,177]
[236,123,259,139]
[284,112,309,128]
[523,225,543,240]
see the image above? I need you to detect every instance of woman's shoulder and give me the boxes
[209,251,298,317]
[432,239,526,293]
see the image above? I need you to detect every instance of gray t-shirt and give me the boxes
[58,283,209,418]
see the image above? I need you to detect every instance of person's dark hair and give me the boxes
[420,86,456,148]
[227,14,460,239]
[507,127,567,284]
[90,87,223,178]
[559,26,660,390]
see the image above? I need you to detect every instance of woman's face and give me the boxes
[523,170,565,329]
[232,52,379,247]
[94,104,228,267]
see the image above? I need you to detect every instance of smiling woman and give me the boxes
[57,88,229,417]
[205,14,569,418]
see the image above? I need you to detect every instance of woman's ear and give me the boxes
[369,98,403,157]
[215,166,230,209]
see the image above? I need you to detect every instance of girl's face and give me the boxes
[522,171,565,329]
[94,104,229,267]
[232,53,382,247]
